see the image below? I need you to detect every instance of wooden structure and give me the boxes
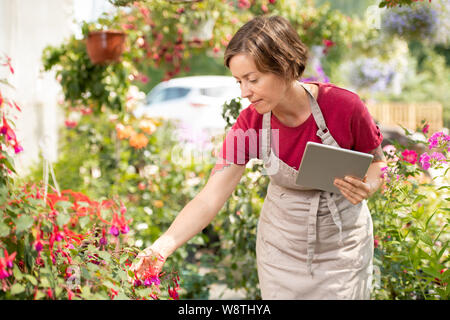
[367,102,444,133]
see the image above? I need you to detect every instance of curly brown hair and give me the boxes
[224,15,309,82]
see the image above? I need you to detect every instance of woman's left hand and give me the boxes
[334,176,371,205]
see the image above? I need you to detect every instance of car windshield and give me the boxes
[147,86,191,105]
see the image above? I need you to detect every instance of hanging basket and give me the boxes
[86,30,126,65]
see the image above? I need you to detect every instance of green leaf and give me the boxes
[35,291,46,300]
[103,280,115,289]
[76,201,90,208]
[78,216,90,229]
[24,275,38,286]
[97,250,111,262]
[56,201,73,210]
[137,288,151,296]
[0,221,10,237]
[413,195,427,204]
[15,215,34,234]
[56,212,71,227]
[115,291,130,300]
[422,267,440,279]
[119,254,128,264]
[40,277,51,288]
[419,234,434,246]
[10,283,25,295]
[13,264,23,280]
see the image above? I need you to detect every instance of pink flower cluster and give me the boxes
[0,250,16,279]
[1,55,23,155]
[108,202,131,237]
[428,132,450,151]
[382,129,449,172]
[419,152,447,170]
[1,114,23,155]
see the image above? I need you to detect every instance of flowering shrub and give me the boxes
[381,2,438,41]
[1,57,180,300]
[348,57,396,93]
[0,54,23,186]
[370,123,449,299]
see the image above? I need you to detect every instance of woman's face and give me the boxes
[229,54,291,114]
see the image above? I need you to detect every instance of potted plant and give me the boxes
[86,29,126,65]
[41,20,138,115]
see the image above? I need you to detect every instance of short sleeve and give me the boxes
[217,112,259,165]
[351,97,383,153]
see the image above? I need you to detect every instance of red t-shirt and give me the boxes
[218,81,383,169]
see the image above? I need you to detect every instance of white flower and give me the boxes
[135,239,143,247]
[144,207,153,215]
[136,223,148,231]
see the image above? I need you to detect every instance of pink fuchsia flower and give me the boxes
[109,225,120,237]
[401,149,417,165]
[168,285,179,300]
[0,114,17,141]
[100,227,107,246]
[144,275,160,287]
[3,249,16,268]
[422,124,429,134]
[35,241,43,252]
[120,225,129,234]
[0,268,9,279]
[133,279,142,287]
[14,143,23,154]
[419,153,431,170]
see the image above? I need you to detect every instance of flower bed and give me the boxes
[0,56,180,300]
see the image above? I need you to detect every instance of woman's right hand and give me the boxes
[128,246,167,282]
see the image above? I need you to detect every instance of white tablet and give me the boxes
[295,142,374,194]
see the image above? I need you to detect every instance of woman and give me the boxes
[130,15,386,299]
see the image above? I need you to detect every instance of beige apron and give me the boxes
[255,83,374,300]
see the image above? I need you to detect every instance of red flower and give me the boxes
[64,120,78,129]
[374,239,379,248]
[1,114,17,141]
[3,249,16,268]
[322,39,335,54]
[401,149,418,165]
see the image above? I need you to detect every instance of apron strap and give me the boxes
[324,192,344,247]
[299,82,340,148]
[306,192,321,276]
[261,112,271,163]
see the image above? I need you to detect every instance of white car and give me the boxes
[133,76,249,133]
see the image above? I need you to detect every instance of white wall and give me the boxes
[0,0,75,176]
[0,0,116,176]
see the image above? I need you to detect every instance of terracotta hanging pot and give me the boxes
[86,30,126,65]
